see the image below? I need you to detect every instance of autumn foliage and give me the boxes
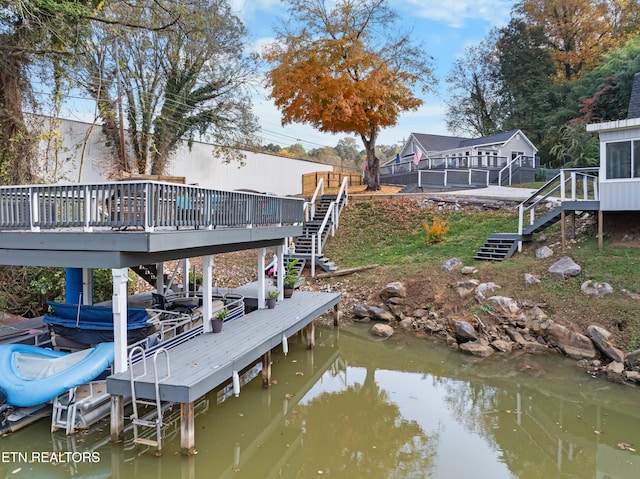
[422,216,450,245]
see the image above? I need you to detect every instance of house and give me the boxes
[35,117,333,197]
[381,129,538,188]
[587,72,640,211]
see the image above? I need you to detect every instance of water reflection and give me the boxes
[2,324,640,479]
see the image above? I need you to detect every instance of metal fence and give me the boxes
[0,182,304,232]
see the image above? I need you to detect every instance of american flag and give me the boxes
[413,146,423,166]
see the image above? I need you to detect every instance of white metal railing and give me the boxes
[307,177,324,222]
[517,167,599,251]
[498,155,536,186]
[381,155,518,176]
[417,168,490,188]
[0,181,304,232]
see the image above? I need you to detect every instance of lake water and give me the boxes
[2,324,640,479]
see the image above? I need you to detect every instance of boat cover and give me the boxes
[44,301,149,330]
[0,343,114,407]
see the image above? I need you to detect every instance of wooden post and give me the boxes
[110,395,124,442]
[306,321,315,349]
[571,211,576,239]
[180,402,196,455]
[561,210,566,253]
[333,303,340,327]
[262,351,271,388]
[598,210,604,251]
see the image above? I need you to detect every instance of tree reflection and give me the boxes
[290,367,437,478]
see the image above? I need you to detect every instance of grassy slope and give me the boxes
[322,197,640,351]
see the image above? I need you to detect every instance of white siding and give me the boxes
[600,182,640,211]
[35,118,332,196]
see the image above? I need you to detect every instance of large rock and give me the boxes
[450,320,478,342]
[368,306,395,322]
[606,361,626,384]
[524,273,541,284]
[459,341,494,357]
[535,246,554,259]
[587,325,625,363]
[461,266,478,275]
[380,282,406,300]
[456,279,480,298]
[475,282,500,300]
[371,323,394,338]
[548,256,582,280]
[491,339,513,353]
[442,257,462,272]
[540,320,597,359]
[625,349,640,369]
[581,280,614,297]
[353,304,371,318]
[487,296,521,317]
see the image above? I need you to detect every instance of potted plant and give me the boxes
[211,307,228,333]
[283,259,300,298]
[266,290,278,309]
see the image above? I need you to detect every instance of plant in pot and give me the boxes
[211,307,229,333]
[266,290,278,309]
[283,259,300,298]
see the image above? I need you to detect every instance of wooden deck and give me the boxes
[106,291,340,404]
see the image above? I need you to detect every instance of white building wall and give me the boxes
[36,118,332,197]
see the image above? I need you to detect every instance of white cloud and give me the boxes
[404,0,512,28]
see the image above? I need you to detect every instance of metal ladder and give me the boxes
[128,346,171,453]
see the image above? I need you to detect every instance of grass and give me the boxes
[322,196,640,351]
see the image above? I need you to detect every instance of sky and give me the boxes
[231,0,515,150]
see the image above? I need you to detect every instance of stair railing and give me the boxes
[307,178,325,222]
[517,167,599,251]
[498,154,532,186]
[316,201,336,256]
[334,177,349,229]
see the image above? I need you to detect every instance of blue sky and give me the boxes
[232,0,515,150]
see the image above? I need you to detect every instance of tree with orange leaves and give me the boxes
[263,0,434,190]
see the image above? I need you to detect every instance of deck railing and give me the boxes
[0,181,304,232]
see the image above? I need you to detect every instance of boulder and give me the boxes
[442,257,462,272]
[524,273,541,284]
[581,280,614,297]
[491,339,513,353]
[398,318,414,330]
[625,370,640,383]
[625,349,640,369]
[475,282,500,300]
[461,266,478,275]
[587,325,625,363]
[380,282,407,300]
[371,323,394,338]
[423,319,444,334]
[412,308,429,318]
[605,361,626,384]
[450,319,478,342]
[353,304,371,318]
[368,306,395,322]
[540,320,597,359]
[459,341,494,357]
[548,256,582,280]
[487,296,521,317]
[456,279,480,298]
[535,246,554,259]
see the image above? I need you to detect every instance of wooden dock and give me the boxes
[106,290,340,453]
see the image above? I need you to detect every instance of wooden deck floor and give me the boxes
[106,291,340,404]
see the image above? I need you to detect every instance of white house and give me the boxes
[35,117,333,197]
[587,72,640,211]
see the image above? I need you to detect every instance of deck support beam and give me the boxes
[306,321,315,349]
[598,210,604,251]
[333,303,340,326]
[262,351,272,388]
[202,255,214,333]
[257,248,266,309]
[110,395,124,442]
[561,210,566,253]
[180,402,196,455]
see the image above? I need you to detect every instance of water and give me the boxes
[2,324,640,479]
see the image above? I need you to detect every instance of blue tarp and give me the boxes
[44,301,149,330]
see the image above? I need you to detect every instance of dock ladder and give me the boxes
[128,346,171,453]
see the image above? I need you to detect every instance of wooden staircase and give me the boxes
[131,264,168,288]
[474,234,523,261]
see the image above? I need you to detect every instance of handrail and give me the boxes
[0,181,305,232]
[308,177,324,221]
[334,177,349,229]
[498,154,533,186]
[517,167,599,251]
[316,201,335,256]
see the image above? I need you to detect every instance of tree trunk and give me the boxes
[362,129,380,191]
[0,45,35,185]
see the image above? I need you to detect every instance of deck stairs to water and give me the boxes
[128,347,171,453]
[131,264,168,289]
[474,169,600,261]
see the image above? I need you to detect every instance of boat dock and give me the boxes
[107,290,340,453]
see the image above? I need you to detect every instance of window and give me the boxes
[605,141,636,179]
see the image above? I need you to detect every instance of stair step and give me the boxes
[133,418,159,428]
[134,437,160,447]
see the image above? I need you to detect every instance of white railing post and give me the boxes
[30,187,40,232]
[517,204,524,252]
[560,171,566,202]
[444,170,448,186]
[83,185,93,232]
[331,204,336,237]
[570,172,577,200]
[310,178,324,220]
[311,235,316,278]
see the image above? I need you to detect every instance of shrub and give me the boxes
[422,215,450,244]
